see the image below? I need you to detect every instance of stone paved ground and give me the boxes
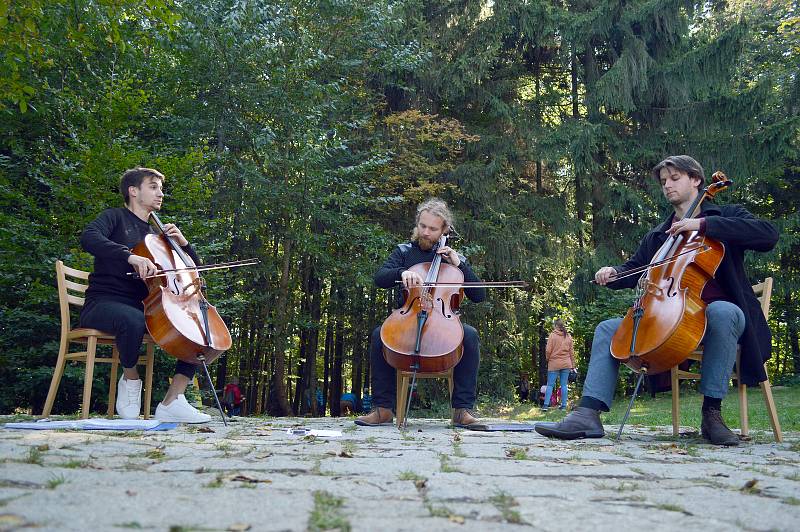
[1,415,799,531]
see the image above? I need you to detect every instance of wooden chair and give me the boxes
[396,368,453,428]
[41,261,156,419]
[670,277,782,441]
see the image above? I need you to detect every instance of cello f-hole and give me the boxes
[399,297,418,315]
[437,298,451,318]
[666,276,678,297]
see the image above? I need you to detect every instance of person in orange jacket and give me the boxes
[542,319,576,411]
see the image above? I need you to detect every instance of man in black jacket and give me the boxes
[80,167,210,423]
[355,198,486,427]
[536,156,778,445]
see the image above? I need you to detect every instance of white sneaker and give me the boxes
[155,394,211,423]
[116,376,142,419]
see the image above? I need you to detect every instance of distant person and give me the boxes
[360,389,372,414]
[542,319,576,411]
[222,377,244,416]
[517,372,530,402]
[340,391,357,415]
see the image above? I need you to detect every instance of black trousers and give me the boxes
[80,299,196,379]
[369,324,480,410]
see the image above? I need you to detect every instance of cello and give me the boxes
[380,234,465,374]
[379,234,526,426]
[131,212,243,424]
[604,171,733,437]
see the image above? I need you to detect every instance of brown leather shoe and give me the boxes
[354,407,393,427]
[451,408,479,428]
[701,406,740,446]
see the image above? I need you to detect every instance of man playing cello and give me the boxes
[536,156,778,445]
[355,198,486,428]
[79,167,210,423]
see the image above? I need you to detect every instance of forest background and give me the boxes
[1,0,798,417]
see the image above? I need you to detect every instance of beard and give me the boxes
[417,237,436,251]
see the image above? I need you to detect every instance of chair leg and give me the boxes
[396,374,410,429]
[671,367,680,436]
[81,336,98,419]
[759,379,783,443]
[42,339,69,417]
[108,347,119,417]
[143,342,155,420]
[736,353,749,437]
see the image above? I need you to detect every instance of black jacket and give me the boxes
[80,208,199,305]
[608,202,779,385]
[374,241,486,305]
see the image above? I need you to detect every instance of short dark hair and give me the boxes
[651,155,705,191]
[120,167,164,204]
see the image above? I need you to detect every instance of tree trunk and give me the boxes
[787,290,800,375]
[572,44,585,249]
[537,310,547,391]
[270,237,294,416]
[322,281,335,415]
[329,287,345,417]
[351,286,364,407]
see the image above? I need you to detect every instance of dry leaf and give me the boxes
[741,479,760,493]
[448,515,465,524]
[452,433,462,442]
[414,479,427,490]
[338,450,353,458]
[228,524,252,531]
[198,426,215,433]
[0,514,26,528]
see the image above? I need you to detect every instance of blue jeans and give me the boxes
[582,301,746,410]
[544,368,570,408]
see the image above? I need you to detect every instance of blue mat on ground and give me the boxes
[465,423,536,432]
[3,419,177,431]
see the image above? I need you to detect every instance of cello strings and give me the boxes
[592,245,711,284]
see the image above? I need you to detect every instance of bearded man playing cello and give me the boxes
[79,167,210,423]
[536,156,778,445]
[355,198,486,428]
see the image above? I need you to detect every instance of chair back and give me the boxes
[55,260,91,336]
[752,277,773,320]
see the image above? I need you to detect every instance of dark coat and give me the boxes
[608,202,779,386]
[374,241,486,305]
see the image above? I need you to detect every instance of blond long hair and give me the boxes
[411,198,454,242]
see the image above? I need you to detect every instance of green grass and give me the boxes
[504,384,800,432]
[25,446,44,465]
[398,471,426,482]
[439,453,460,473]
[308,491,350,532]
[505,447,530,460]
[45,474,66,489]
[489,492,524,524]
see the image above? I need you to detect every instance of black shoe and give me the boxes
[534,406,605,440]
[701,407,739,446]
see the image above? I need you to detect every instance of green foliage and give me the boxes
[1,0,797,415]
